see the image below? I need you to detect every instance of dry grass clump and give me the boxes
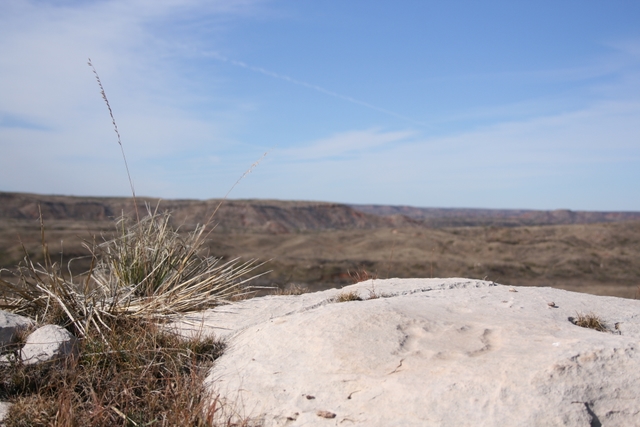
[272,283,309,296]
[348,268,377,284]
[364,285,393,300]
[571,312,609,332]
[334,290,362,303]
[0,211,265,425]
[0,317,229,426]
[0,61,266,426]
[0,210,266,339]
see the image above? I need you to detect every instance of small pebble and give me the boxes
[316,410,336,419]
[547,302,556,308]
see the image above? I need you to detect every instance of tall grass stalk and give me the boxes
[0,60,270,425]
[205,151,268,226]
[87,58,139,223]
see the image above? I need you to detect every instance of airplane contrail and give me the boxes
[206,52,425,126]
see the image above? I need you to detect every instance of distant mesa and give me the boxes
[349,203,640,227]
[2,191,639,230]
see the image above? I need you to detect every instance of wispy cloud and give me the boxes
[0,0,266,196]
[605,39,640,58]
[0,0,266,122]
[205,52,426,126]
[238,98,640,210]
[282,129,415,161]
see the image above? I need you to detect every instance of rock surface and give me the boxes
[20,324,77,365]
[174,278,640,426]
[0,401,11,426]
[0,311,32,348]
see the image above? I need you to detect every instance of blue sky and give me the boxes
[1,0,639,210]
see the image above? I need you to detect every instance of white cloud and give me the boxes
[282,129,415,161]
[0,0,266,196]
[605,39,640,58]
[237,99,640,210]
[0,0,267,120]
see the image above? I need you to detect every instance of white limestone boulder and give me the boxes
[174,278,640,427]
[0,401,12,426]
[0,310,33,348]
[20,324,77,365]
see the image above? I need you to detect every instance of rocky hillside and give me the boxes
[2,192,640,299]
[0,192,417,232]
[351,204,640,227]
[3,192,639,231]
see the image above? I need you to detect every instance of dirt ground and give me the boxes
[2,217,639,300]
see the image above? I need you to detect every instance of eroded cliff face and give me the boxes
[4,192,640,229]
[0,192,417,232]
[2,192,640,299]
[351,203,640,227]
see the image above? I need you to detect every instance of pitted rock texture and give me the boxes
[173,278,640,427]
[20,324,77,365]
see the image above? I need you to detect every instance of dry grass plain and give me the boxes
[2,215,639,299]
[203,221,640,299]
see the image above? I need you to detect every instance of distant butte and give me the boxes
[2,191,639,229]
